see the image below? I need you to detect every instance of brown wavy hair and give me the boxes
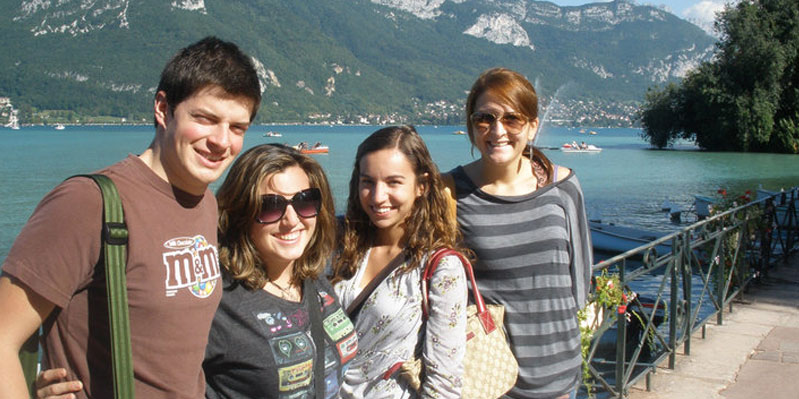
[466,67,553,185]
[216,144,336,290]
[332,125,468,282]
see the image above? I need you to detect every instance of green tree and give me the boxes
[638,83,684,148]
[640,0,799,153]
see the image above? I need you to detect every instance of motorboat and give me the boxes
[590,221,672,255]
[561,143,602,153]
[54,123,65,130]
[264,131,282,137]
[453,130,467,135]
[298,145,329,154]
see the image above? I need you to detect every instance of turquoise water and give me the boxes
[2,124,798,264]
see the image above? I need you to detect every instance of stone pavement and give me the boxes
[627,252,799,399]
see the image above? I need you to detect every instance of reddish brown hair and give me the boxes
[465,67,553,184]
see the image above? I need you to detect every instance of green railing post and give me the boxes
[785,191,796,257]
[668,234,679,369]
[615,303,627,398]
[615,262,627,398]
[682,230,692,357]
[716,232,725,325]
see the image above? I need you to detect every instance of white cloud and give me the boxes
[681,1,737,35]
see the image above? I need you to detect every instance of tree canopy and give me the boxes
[639,0,799,153]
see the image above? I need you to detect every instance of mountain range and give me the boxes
[0,0,717,126]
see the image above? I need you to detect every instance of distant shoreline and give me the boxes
[8,122,640,129]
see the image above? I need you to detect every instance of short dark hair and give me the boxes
[155,36,261,124]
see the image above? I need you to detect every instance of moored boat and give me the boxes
[590,221,672,255]
[694,195,715,219]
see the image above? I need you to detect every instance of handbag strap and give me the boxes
[436,175,495,334]
[421,248,496,334]
[304,279,326,399]
[344,251,405,319]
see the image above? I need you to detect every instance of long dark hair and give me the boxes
[332,125,467,281]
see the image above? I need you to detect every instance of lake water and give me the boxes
[2,124,798,264]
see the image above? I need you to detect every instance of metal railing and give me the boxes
[582,187,799,398]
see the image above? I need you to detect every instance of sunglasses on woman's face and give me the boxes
[256,188,322,224]
[470,111,529,134]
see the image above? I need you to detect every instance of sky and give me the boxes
[549,1,740,34]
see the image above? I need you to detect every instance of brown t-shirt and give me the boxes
[4,155,222,398]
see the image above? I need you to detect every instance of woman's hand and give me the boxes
[34,368,83,399]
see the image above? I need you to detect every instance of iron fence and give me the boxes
[582,187,799,398]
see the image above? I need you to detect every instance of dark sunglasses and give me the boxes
[470,111,529,134]
[256,188,322,224]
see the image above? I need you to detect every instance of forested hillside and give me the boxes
[0,0,715,126]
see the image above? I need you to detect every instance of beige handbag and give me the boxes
[398,248,519,399]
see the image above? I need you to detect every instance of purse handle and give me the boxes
[420,248,496,334]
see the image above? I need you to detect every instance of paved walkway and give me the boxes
[627,252,799,399]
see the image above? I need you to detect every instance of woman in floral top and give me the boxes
[332,125,468,398]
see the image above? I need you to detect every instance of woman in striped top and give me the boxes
[446,68,593,399]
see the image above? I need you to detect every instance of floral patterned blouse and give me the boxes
[334,249,468,399]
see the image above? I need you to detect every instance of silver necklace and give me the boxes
[269,279,299,301]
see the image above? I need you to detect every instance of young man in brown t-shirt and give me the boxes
[0,36,262,398]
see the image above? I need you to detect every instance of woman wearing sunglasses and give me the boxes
[446,68,593,399]
[203,144,356,398]
[35,144,356,399]
[332,125,468,398]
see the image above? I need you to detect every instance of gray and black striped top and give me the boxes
[450,166,593,399]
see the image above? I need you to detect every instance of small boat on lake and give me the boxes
[300,146,329,154]
[590,221,672,255]
[453,130,467,135]
[295,142,329,154]
[54,124,65,130]
[561,142,602,153]
[264,131,282,137]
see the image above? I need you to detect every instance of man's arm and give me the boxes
[0,275,56,398]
